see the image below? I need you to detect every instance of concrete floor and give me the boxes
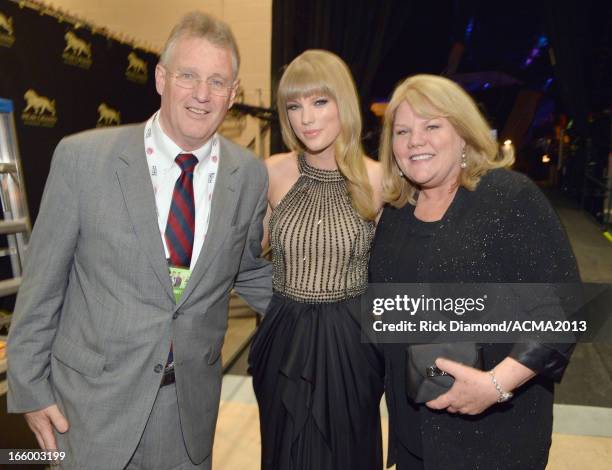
[546,189,612,284]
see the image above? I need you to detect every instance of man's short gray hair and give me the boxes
[160,11,240,78]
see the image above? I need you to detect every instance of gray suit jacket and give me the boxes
[7,123,272,469]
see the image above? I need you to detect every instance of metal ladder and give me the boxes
[0,98,30,293]
[0,97,31,394]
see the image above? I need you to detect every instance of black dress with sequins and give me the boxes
[369,169,580,470]
[249,154,384,470]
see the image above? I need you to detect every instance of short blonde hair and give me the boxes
[277,49,376,220]
[379,74,513,207]
[160,11,240,78]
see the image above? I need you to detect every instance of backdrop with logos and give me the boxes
[0,0,160,310]
[0,0,160,221]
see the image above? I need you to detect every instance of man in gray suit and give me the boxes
[7,11,271,469]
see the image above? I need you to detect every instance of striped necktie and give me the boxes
[164,153,198,370]
[165,153,198,268]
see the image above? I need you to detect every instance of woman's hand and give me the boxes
[425,356,536,415]
[425,358,499,415]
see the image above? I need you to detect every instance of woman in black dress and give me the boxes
[369,74,580,469]
[249,50,385,470]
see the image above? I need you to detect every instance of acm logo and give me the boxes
[97,103,121,127]
[126,51,148,84]
[0,10,15,47]
[21,89,58,127]
[62,30,93,69]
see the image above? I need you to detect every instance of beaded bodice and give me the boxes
[269,154,375,303]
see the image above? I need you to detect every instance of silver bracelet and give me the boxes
[488,370,514,403]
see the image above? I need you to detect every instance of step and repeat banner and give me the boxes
[0,1,160,221]
[0,1,160,310]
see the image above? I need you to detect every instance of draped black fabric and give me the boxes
[249,293,384,470]
[543,0,607,200]
[271,0,413,154]
[544,0,591,136]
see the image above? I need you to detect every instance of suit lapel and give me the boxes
[115,124,174,301]
[177,137,240,307]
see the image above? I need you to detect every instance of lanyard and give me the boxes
[143,111,220,261]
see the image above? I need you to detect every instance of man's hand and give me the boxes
[24,405,69,450]
[425,358,499,415]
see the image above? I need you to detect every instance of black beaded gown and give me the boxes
[248,154,384,470]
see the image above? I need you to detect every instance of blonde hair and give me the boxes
[160,11,240,78]
[277,50,376,220]
[379,74,513,207]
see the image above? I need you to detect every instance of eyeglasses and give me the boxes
[169,70,234,97]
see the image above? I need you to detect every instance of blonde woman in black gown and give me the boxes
[248,50,385,470]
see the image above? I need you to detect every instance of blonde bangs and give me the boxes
[278,60,335,104]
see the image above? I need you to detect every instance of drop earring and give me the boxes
[460,149,467,169]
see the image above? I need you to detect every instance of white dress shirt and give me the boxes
[146,112,219,270]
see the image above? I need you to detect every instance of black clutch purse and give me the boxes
[406,343,483,403]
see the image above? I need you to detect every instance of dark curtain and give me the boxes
[271,0,413,155]
[544,0,591,135]
[543,0,595,197]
